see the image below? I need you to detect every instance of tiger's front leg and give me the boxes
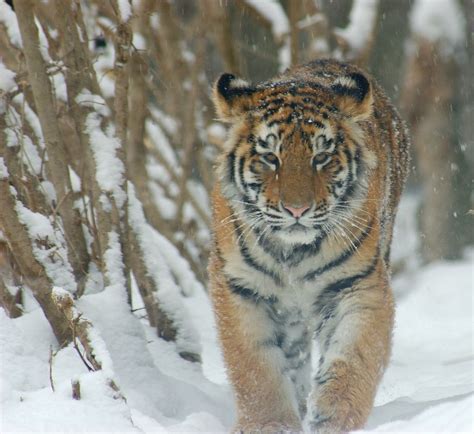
[209,266,301,433]
[308,279,394,433]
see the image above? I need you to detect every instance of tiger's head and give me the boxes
[213,69,376,246]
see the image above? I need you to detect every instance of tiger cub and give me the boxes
[208,59,409,433]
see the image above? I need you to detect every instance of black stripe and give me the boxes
[303,217,374,281]
[261,331,285,349]
[265,102,327,118]
[229,281,257,301]
[255,229,324,265]
[283,354,311,373]
[233,221,282,286]
[227,151,236,184]
[264,105,328,123]
[228,280,258,302]
[314,251,380,312]
[228,278,278,304]
[283,338,310,360]
[335,129,345,145]
[314,371,336,386]
[337,147,357,201]
[309,414,331,429]
[246,182,261,190]
[238,156,245,187]
[319,258,377,298]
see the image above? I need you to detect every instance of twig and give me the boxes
[72,314,94,372]
[71,379,81,400]
[49,345,56,392]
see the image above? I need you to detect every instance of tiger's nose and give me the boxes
[283,204,310,218]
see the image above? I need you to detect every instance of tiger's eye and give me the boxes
[261,153,280,169]
[313,153,331,167]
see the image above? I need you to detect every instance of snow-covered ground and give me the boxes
[1,194,473,433]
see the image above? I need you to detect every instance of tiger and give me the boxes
[208,58,409,433]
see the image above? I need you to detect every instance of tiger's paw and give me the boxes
[306,414,345,434]
[234,420,302,434]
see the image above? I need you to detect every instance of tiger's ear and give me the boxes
[331,72,373,121]
[213,73,256,122]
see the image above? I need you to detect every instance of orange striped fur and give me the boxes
[209,59,409,433]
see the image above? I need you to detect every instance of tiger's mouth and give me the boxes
[281,222,314,233]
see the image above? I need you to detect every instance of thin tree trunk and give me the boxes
[401,39,468,261]
[53,0,105,271]
[111,0,133,303]
[288,0,301,66]
[202,0,240,74]
[0,278,22,318]
[0,176,72,345]
[15,0,89,286]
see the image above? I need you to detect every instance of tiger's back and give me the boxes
[209,59,409,433]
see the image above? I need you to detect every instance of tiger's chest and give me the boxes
[223,236,337,318]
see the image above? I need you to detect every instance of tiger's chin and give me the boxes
[271,224,321,245]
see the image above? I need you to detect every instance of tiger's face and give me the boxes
[213,72,375,245]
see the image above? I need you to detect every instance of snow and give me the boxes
[278,40,291,72]
[146,118,181,174]
[35,17,51,63]
[0,61,16,92]
[133,32,146,50]
[243,0,290,70]
[39,180,57,205]
[149,107,178,137]
[50,70,68,102]
[150,224,204,297]
[77,91,127,209]
[127,184,202,356]
[76,89,110,117]
[5,129,43,175]
[364,393,474,432]
[68,166,82,193]
[391,194,419,266]
[335,0,378,54]
[0,157,8,179]
[4,118,44,176]
[11,95,45,147]
[244,0,289,39]
[104,231,127,291]
[117,0,132,22]
[206,122,226,145]
[0,1,22,48]
[410,0,465,51]
[14,197,77,294]
[148,182,178,220]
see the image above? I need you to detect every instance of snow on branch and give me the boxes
[0,157,8,179]
[51,287,123,397]
[334,0,379,62]
[0,61,16,92]
[242,0,291,70]
[0,175,72,344]
[244,0,289,39]
[83,108,127,210]
[14,0,89,284]
[15,198,77,294]
[116,0,132,22]
[128,183,201,361]
[4,104,45,178]
[0,1,22,48]
[410,0,465,55]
